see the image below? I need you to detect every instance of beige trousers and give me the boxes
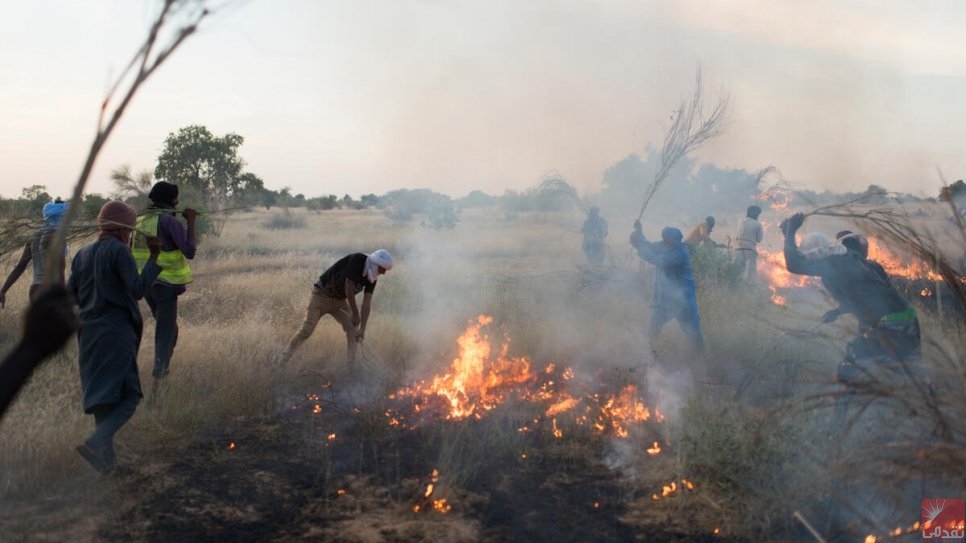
[282,287,357,363]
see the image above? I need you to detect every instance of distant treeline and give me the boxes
[2,124,953,229]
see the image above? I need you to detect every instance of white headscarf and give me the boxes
[799,232,847,260]
[365,249,393,282]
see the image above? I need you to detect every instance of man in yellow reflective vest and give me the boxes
[132,182,197,391]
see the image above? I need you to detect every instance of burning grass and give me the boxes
[0,204,964,542]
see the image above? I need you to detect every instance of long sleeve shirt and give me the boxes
[784,231,909,326]
[735,217,763,250]
[631,233,697,308]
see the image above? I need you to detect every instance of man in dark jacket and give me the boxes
[279,250,393,367]
[630,221,705,352]
[782,213,921,375]
[69,201,161,474]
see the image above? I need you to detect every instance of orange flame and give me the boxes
[866,237,942,281]
[395,315,537,420]
[758,246,813,306]
[755,233,946,306]
[592,385,655,438]
[414,468,451,514]
[390,315,663,440]
[760,186,792,212]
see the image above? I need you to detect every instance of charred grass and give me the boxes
[0,206,964,542]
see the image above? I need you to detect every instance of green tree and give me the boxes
[154,125,245,208]
[16,185,50,217]
[422,194,461,230]
[21,185,50,203]
[940,179,966,202]
[80,193,111,219]
[110,164,154,206]
[359,193,380,208]
[234,172,268,208]
[306,195,339,211]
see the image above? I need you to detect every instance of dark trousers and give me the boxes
[649,301,705,352]
[87,390,140,466]
[145,283,180,378]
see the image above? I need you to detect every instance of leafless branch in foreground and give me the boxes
[637,66,731,220]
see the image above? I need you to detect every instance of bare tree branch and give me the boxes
[637,66,731,220]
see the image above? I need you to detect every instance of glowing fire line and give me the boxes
[389,315,663,440]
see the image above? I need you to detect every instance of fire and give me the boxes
[394,315,537,420]
[758,246,812,306]
[760,186,792,212]
[389,315,663,441]
[650,478,697,501]
[646,441,661,455]
[592,386,655,438]
[226,441,236,451]
[866,237,942,281]
[756,234,946,306]
[413,468,451,514]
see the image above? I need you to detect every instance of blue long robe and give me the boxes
[68,238,160,412]
[630,232,704,350]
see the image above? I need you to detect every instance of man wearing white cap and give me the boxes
[279,249,393,367]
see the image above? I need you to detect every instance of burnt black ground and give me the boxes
[92,384,645,543]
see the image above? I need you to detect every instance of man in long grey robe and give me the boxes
[68,201,160,473]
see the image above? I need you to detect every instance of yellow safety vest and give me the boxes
[132,213,193,285]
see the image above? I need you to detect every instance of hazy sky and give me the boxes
[2,0,964,202]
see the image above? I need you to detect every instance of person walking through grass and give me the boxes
[131,181,197,390]
[580,206,608,265]
[279,250,393,368]
[69,201,161,474]
[734,205,763,284]
[630,221,705,353]
[0,198,69,307]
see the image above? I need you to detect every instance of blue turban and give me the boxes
[42,201,68,225]
[661,227,683,243]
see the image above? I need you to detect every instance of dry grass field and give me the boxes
[0,204,963,542]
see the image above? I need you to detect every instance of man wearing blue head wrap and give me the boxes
[0,199,69,306]
[629,220,705,352]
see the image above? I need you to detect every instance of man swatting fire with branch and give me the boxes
[781,212,922,384]
[278,250,394,370]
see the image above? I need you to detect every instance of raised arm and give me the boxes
[0,244,33,309]
[782,213,833,277]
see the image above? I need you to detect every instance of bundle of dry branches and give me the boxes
[637,67,731,220]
